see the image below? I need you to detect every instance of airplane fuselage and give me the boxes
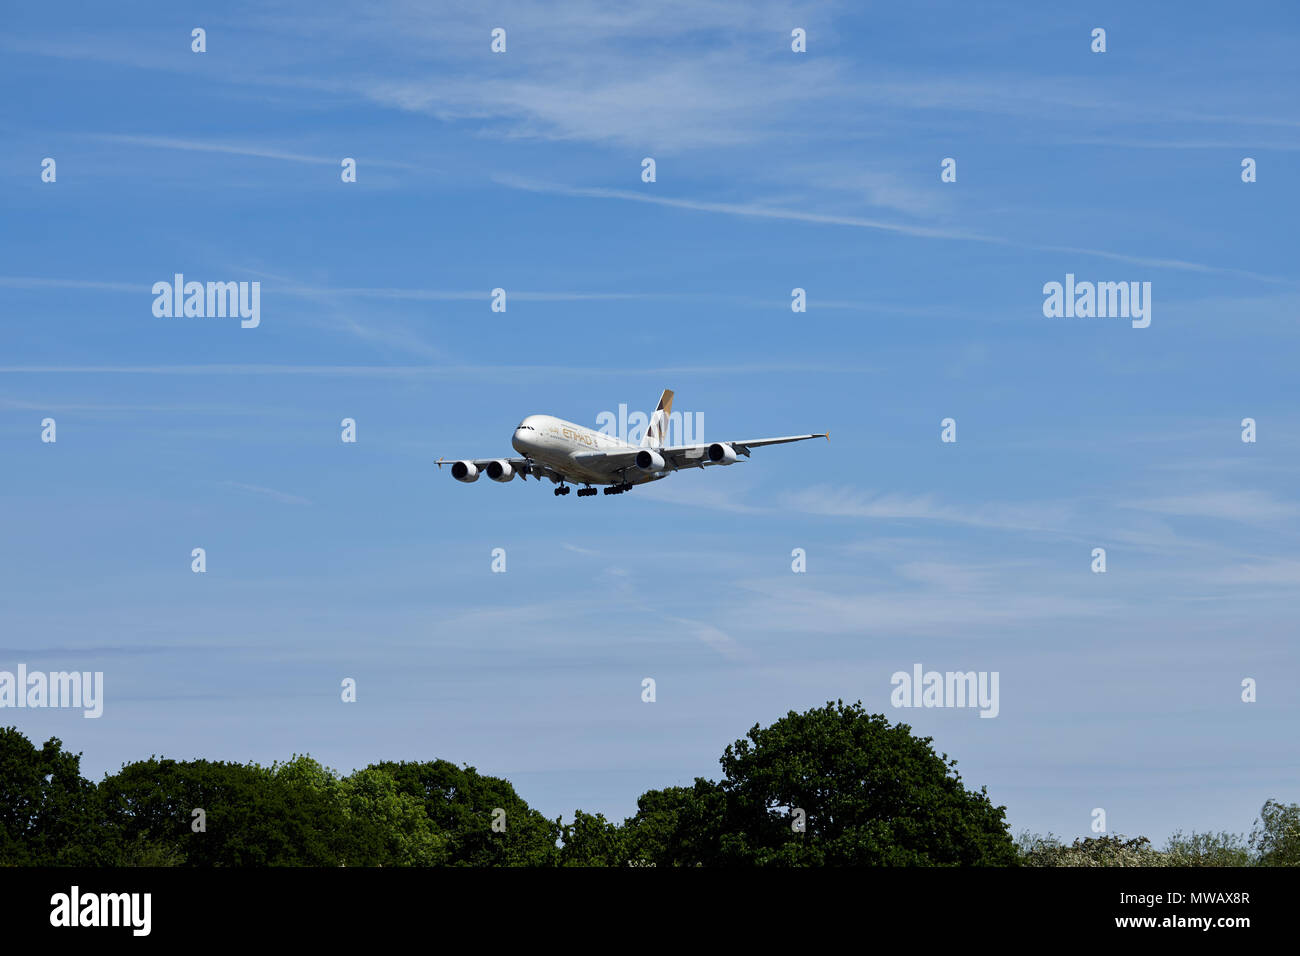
[511,415,663,485]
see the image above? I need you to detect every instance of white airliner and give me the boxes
[436,389,828,497]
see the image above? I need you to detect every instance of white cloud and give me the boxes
[496,177,1296,282]
[665,616,751,661]
[785,485,1073,533]
[724,579,1115,636]
[1126,490,1299,523]
[496,175,989,242]
[89,134,419,169]
[1211,559,1300,586]
[220,481,312,506]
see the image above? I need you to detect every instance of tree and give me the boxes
[558,810,625,866]
[98,756,347,866]
[1163,830,1251,867]
[619,781,728,866]
[1250,799,1300,866]
[268,755,366,866]
[370,760,559,866]
[1018,834,1169,867]
[621,701,1017,866]
[0,728,102,865]
[336,767,446,866]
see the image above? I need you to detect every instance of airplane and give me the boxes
[435,389,828,497]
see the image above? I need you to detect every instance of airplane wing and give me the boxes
[572,432,828,472]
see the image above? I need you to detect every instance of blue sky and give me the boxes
[2,0,1297,846]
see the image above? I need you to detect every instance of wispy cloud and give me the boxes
[89,134,420,169]
[1060,137,1300,152]
[784,485,1074,534]
[0,397,253,414]
[1,273,741,304]
[0,276,144,292]
[636,476,770,515]
[220,481,312,506]
[0,362,866,378]
[496,177,1297,283]
[1210,559,1300,586]
[1126,490,1299,523]
[496,175,990,242]
[664,615,751,661]
[723,579,1117,636]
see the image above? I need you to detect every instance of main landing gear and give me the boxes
[556,482,631,497]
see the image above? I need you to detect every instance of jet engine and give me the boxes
[486,460,515,482]
[450,460,479,483]
[707,442,738,465]
[635,449,665,471]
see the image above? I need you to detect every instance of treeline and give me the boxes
[1015,819,1299,867]
[2,701,1295,866]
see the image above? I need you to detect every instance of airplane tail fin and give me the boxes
[641,389,674,447]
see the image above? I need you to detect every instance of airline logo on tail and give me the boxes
[641,389,674,448]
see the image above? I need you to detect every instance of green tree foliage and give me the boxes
[370,760,560,866]
[710,701,1018,865]
[1013,830,1082,866]
[612,701,1017,866]
[557,810,625,866]
[336,767,446,866]
[1018,829,1258,867]
[98,756,347,866]
[620,781,728,866]
[1163,830,1251,867]
[4,723,1292,867]
[0,728,102,865]
[1250,799,1300,866]
[1017,833,1170,867]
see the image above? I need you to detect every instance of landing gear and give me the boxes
[559,482,629,497]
